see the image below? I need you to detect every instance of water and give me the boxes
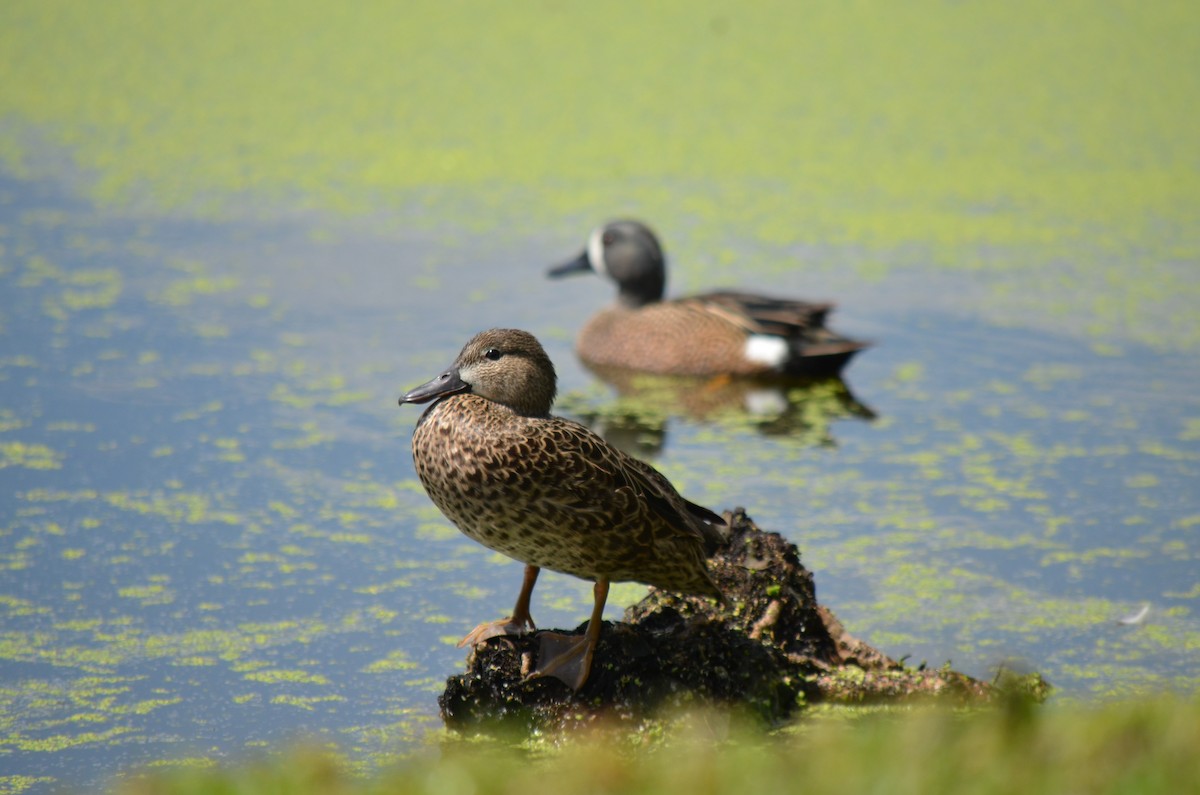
[2,169,1196,792]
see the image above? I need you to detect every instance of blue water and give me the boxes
[2,171,1198,792]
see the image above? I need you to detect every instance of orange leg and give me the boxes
[458,564,540,647]
[530,578,609,690]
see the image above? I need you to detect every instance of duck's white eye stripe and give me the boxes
[744,335,788,367]
[587,226,608,277]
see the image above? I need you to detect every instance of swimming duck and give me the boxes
[549,220,868,377]
[399,328,726,690]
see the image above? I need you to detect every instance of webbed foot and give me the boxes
[457,615,536,648]
[458,564,541,648]
[529,630,597,690]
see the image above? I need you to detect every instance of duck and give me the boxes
[548,219,869,378]
[399,328,727,690]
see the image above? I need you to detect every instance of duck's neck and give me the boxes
[617,279,664,308]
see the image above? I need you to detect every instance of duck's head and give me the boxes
[548,219,666,308]
[399,328,557,417]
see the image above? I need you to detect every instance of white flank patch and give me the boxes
[587,225,608,277]
[744,334,789,368]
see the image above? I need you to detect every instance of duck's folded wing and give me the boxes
[690,290,834,336]
[540,419,727,551]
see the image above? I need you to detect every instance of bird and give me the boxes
[548,219,868,378]
[399,328,727,690]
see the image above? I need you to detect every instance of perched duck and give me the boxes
[549,220,869,378]
[399,328,726,690]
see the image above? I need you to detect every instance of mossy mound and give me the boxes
[439,509,998,735]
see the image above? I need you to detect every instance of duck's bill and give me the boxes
[399,369,470,405]
[547,251,591,278]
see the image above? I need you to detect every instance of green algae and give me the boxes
[363,650,419,674]
[6,726,135,753]
[117,583,175,606]
[270,694,345,710]
[243,669,330,686]
[0,442,63,470]
[155,275,240,308]
[1,1,1198,350]
[0,775,56,794]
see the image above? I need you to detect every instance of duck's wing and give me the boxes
[619,454,728,553]
[687,290,835,337]
[542,417,727,553]
[689,290,870,375]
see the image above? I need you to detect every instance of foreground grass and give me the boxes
[123,695,1199,795]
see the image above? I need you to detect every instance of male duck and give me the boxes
[399,328,726,690]
[549,220,868,378]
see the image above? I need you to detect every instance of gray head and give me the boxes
[399,328,558,417]
[548,220,666,308]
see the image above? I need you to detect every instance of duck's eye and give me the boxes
[484,348,503,361]
[602,231,615,245]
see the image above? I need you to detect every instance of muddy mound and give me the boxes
[439,509,995,734]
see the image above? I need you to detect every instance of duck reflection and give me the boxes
[560,362,876,458]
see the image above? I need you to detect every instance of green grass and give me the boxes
[122,696,1200,795]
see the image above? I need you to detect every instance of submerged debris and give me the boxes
[439,509,995,735]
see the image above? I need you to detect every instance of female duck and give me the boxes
[400,328,726,690]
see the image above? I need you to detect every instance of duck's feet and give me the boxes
[457,615,536,648]
[527,579,609,690]
[529,629,597,691]
[458,564,541,648]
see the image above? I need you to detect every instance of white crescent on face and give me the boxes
[587,225,609,277]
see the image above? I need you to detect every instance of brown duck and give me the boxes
[549,219,869,378]
[399,328,726,690]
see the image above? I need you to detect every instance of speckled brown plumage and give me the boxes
[549,220,868,377]
[399,328,726,689]
[411,392,723,595]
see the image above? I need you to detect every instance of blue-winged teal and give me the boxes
[549,220,869,378]
[399,328,726,690]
